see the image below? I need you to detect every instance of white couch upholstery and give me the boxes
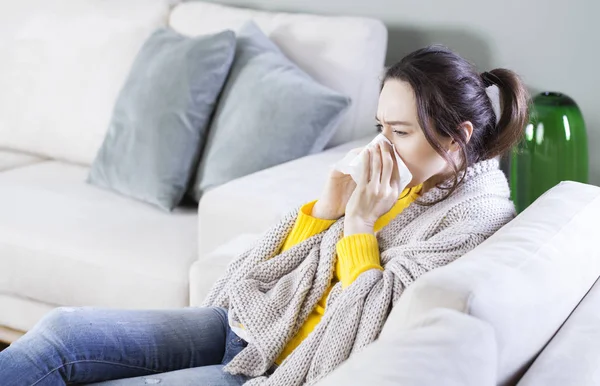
[0,1,388,336]
[0,149,46,172]
[380,181,600,386]
[517,277,600,386]
[314,308,498,386]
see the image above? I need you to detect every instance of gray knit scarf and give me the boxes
[202,158,515,386]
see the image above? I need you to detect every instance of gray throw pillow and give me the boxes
[188,21,351,201]
[87,27,236,211]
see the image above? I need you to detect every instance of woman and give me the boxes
[0,44,528,386]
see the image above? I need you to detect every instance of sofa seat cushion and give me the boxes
[0,149,46,172]
[0,161,197,309]
[190,233,264,307]
[0,294,55,333]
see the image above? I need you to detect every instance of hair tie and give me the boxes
[482,72,501,125]
[481,71,495,87]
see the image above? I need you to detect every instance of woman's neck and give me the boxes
[421,158,465,195]
[421,170,455,195]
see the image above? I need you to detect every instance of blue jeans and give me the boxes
[0,306,253,385]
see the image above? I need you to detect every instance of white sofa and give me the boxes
[0,0,387,339]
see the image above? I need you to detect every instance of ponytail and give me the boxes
[480,69,529,159]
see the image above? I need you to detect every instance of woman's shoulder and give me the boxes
[449,191,515,225]
[443,168,516,235]
[390,159,515,239]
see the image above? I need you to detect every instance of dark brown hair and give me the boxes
[383,44,529,202]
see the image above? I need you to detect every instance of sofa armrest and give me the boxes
[314,308,497,386]
[197,134,373,260]
[190,233,263,306]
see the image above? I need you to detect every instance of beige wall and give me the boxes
[204,0,600,184]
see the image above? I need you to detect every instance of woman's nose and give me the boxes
[378,129,393,144]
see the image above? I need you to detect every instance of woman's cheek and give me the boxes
[395,145,425,187]
[409,156,447,187]
[397,139,444,187]
[405,165,427,188]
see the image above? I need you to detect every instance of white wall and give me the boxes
[202,0,600,184]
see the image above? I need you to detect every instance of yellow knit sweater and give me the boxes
[274,186,422,365]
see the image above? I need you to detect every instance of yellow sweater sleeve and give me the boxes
[336,233,383,288]
[280,199,337,252]
[280,200,382,288]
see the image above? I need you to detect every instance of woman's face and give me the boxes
[376,79,455,189]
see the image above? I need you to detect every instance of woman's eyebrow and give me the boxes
[375,116,412,126]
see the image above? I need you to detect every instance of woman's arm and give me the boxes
[336,233,383,288]
[280,199,337,252]
[282,204,384,288]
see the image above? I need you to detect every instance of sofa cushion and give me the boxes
[188,21,351,201]
[516,276,600,386]
[0,149,46,172]
[168,1,387,150]
[0,162,198,309]
[190,233,264,307]
[385,181,600,385]
[88,27,236,211]
[0,0,171,165]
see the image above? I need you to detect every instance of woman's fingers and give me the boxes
[389,146,401,192]
[358,147,370,187]
[348,147,363,156]
[370,144,382,188]
[379,142,393,188]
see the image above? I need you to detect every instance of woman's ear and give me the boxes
[449,121,473,152]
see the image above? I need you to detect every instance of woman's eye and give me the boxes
[376,124,406,137]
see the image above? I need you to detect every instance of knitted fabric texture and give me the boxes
[202,158,515,386]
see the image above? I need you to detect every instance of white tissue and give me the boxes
[332,133,413,192]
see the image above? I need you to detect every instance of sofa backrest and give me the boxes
[168,1,387,151]
[385,181,600,386]
[0,1,387,165]
[0,0,172,165]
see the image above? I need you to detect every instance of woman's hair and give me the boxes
[383,44,529,202]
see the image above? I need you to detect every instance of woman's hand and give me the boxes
[344,141,401,235]
[311,147,364,220]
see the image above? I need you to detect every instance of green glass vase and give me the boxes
[510,92,588,213]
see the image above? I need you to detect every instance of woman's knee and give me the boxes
[33,306,90,338]
[8,307,88,356]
